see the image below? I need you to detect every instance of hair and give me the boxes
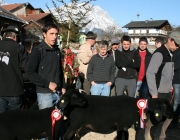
[121,35,131,43]
[42,22,59,33]
[155,37,165,44]
[99,40,109,48]
[3,32,16,38]
[139,37,148,44]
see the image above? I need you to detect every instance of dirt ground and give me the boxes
[81,124,180,140]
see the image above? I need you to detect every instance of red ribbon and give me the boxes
[51,109,62,139]
[137,99,147,128]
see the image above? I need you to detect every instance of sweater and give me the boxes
[87,53,115,83]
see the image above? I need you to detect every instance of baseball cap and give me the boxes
[1,25,19,34]
[169,31,180,46]
[111,36,120,44]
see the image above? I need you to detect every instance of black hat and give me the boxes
[1,26,19,34]
[86,31,96,39]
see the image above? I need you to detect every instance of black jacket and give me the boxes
[115,47,140,79]
[26,40,65,93]
[173,47,180,84]
[0,38,28,96]
[134,47,152,81]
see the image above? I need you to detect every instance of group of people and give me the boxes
[0,22,180,140]
[77,31,180,140]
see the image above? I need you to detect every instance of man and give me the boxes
[134,37,151,99]
[108,36,120,96]
[87,40,115,96]
[115,35,139,97]
[26,23,65,110]
[155,37,165,48]
[0,26,28,113]
[169,37,180,128]
[146,31,180,140]
[77,31,96,94]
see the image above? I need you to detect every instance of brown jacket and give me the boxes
[77,43,92,79]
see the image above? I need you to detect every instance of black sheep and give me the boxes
[0,89,86,140]
[62,94,174,140]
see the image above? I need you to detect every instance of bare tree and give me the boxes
[172,24,180,31]
[46,0,95,45]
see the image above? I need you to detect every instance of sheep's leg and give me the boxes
[117,127,129,140]
[63,128,77,140]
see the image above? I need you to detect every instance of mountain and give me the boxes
[46,4,123,36]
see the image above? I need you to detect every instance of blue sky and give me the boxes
[5,0,180,29]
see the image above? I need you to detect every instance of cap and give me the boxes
[111,36,120,44]
[86,31,96,39]
[169,31,180,45]
[1,26,19,34]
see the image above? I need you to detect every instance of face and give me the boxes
[43,28,58,47]
[99,47,108,56]
[167,38,178,52]
[111,43,120,51]
[139,41,147,51]
[122,41,131,51]
[90,39,96,46]
[155,42,162,48]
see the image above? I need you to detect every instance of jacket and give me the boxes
[115,47,139,79]
[25,40,65,93]
[87,53,115,83]
[146,45,174,96]
[173,47,180,84]
[0,38,28,96]
[134,47,152,81]
[77,43,92,79]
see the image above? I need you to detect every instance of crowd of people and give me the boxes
[0,22,180,140]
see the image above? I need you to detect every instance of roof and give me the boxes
[1,3,24,11]
[1,3,34,12]
[0,6,27,24]
[18,13,50,22]
[123,20,170,28]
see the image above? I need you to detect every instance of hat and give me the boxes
[1,26,19,34]
[169,31,180,45]
[86,31,96,39]
[111,36,120,44]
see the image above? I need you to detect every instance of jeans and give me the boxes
[37,92,60,140]
[172,84,180,125]
[90,83,110,96]
[0,96,22,113]
[134,81,149,99]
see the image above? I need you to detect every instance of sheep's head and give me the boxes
[147,98,174,124]
[59,89,87,109]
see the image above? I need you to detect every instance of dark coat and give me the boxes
[25,40,65,93]
[0,38,28,96]
[63,94,174,140]
[115,47,140,79]
[173,47,180,84]
[0,89,86,140]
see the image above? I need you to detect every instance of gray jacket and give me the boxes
[146,45,174,96]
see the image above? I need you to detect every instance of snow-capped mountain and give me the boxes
[46,4,123,36]
[84,5,123,35]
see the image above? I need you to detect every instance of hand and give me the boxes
[152,95,158,98]
[49,82,57,93]
[106,82,112,86]
[91,81,96,85]
[61,88,66,94]
[170,87,174,93]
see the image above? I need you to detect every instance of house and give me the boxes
[0,5,27,36]
[123,20,172,45]
[2,3,54,43]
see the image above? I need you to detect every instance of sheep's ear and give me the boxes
[153,109,163,121]
[59,95,70,109]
